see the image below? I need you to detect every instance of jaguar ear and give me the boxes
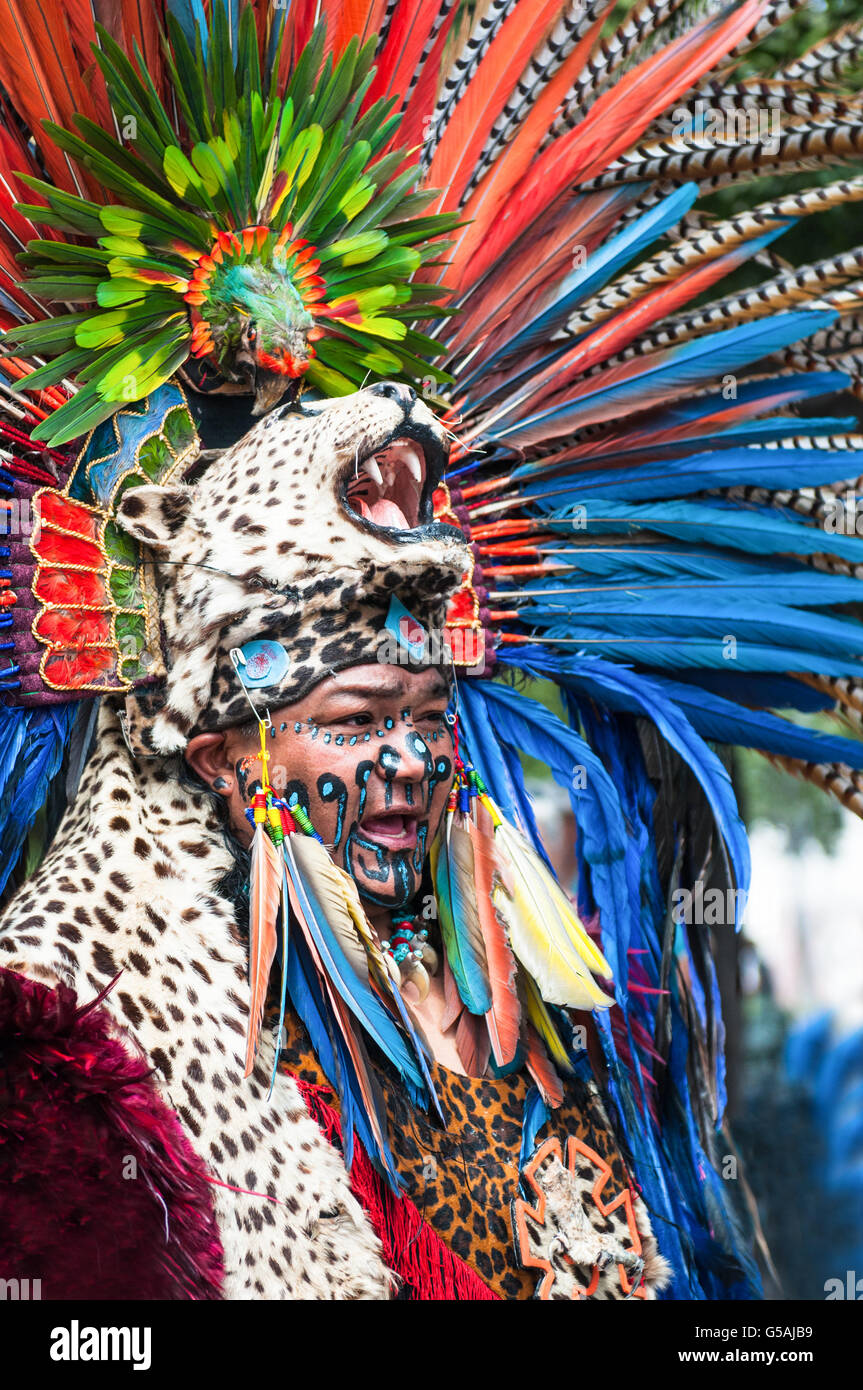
[115,484,193,550]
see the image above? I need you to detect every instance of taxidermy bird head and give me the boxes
[182,227,322,415]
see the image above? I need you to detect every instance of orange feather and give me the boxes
[244,823,281,1077]
[319,0,386,64]
[442,0,618,294]
[363,0,442,111]
[425,0,565,210]
[0,0,106,199]
[447,0,766,291]
[469,804,520,1067]
[524,1022,565,1108]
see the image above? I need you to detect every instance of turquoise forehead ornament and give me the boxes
[231,640,292,689]
[384,595,428,662]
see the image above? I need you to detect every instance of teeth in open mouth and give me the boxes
[346,436,428,531]
[401,446,423,483]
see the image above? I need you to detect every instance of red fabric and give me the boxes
[0,967,224,1300]
[292,1075,500,1302]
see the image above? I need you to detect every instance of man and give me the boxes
[0,386,667,1299]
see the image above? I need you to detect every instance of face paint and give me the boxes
[284,779,311,818]
[379,745,401,808]
[318,773,348,849]
[413,822,428,876]
[226,665,454,912]
[236,757,259,801]
[428,754,453,804]
[355,760,373,819]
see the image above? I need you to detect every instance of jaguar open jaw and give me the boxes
[341,427,450,539]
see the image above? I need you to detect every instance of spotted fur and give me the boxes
[0,705,392,1299]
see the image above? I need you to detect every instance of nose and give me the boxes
[374,730,431,785]
[366,380,416,411]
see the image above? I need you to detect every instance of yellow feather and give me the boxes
[538,855,612,979]
[493,820,615,1010]
[523,971,575,1075]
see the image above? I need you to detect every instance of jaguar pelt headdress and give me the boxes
[23,383,470,756]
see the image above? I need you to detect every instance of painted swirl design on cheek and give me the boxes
[427,753,453,806]
[355,760,373,818]
[236,757,259,802]
[317,773,348,848]
[284,778,311,818]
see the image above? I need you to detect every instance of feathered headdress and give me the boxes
[2,0,863,1298]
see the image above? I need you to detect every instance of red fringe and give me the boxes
[292,1076,500,1302]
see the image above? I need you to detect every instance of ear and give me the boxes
[184,732,234,791]
[115,483,193,550]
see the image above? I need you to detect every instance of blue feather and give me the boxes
[502,648,751,919]
[0,704,77,899]
[521,542,852,591]
[648,673,863,766]
[670,670,831,712]
[494,310,838,443]
[285,920,401,1187]
[529,626,863,678]
[520,444,863,504]
[519,1086,551,1175]
[544,495,863,563]
[433,813,493,1015]
[282,837,428,1105]
[457,685,554,868]
[472,184,701,373]
[465,680,634,991]
[167,0,209,58]
[513,587,863,664]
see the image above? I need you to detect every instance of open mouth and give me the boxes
[358,812,419,851]
[341,423,455,540]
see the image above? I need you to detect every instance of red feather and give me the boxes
[363,0,440,112]
[425,0,566,210]
[446,0,767,291]
[34,567,106,606]
[34,607,111,645]
[43,646,115,686]
[440,0,618,295]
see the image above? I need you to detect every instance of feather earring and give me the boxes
[265,792,440,1174]
[243,723,282,1078]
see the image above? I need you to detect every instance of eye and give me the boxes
[416,707,447,726]
[321,709,374,728]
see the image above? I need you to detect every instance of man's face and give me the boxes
[195,664,455,911]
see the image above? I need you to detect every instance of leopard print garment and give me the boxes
[276,1004,647,1300]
